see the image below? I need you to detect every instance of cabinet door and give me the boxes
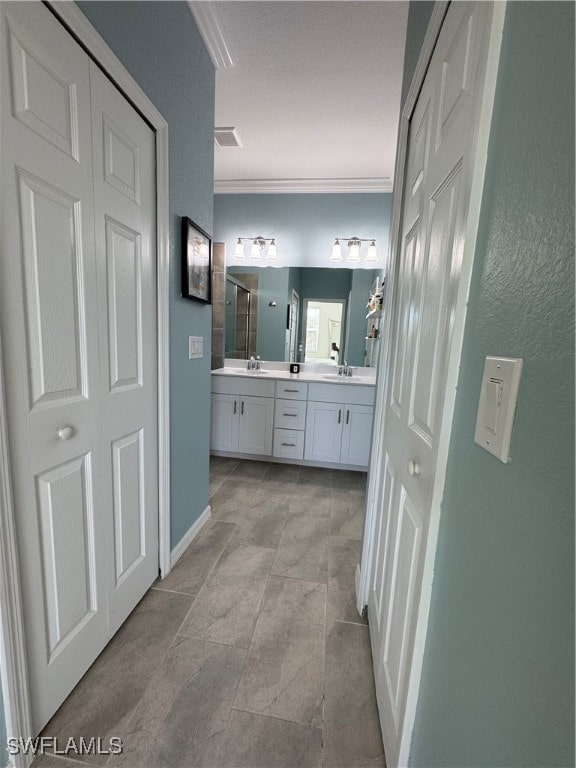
[340,404,374,467]
[304,401,343,463]
[238,395,274,456]
[211,393,239,451]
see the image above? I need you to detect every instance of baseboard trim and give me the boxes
[169,506,211,569]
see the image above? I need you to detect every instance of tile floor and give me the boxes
[35,458,385,768]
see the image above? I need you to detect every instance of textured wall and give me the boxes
[77,2,215,549]
[214,193,392,269]
[409,3,575,766]
[399,1,435,109]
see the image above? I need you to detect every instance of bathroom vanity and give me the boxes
[211,366,376,470]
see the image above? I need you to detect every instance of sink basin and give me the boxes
[245,370,269,375]
[323,374,351,381]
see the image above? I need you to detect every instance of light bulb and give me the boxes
[347,239,361,263]
[330,239,342,261]
[233,238,245,259]
[366,240,378,262]
[265,239,278,261]
[250,239,261,259]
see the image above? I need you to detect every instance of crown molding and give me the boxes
[188,2,234,69]
[214,178,393,194]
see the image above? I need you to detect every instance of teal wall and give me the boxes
[409,3,575,766]
[78,2,215,549]
[214,193,392,268]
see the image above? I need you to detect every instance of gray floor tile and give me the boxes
[234,576,326,727]
[220,495,290,549]
[271,513,329,582]
[331,469,367,491]
[155,521,236,596]
[327,538,367,625]
[217,710,322,767]
[178,544,275,648]
[262,463,301,482]
[210,479,259,516]
[228,459,272,482]
[288,495,332,518]
[208,474,227,498]
[209,456,240,475]
[330,496,366,539]
[113,637,246,768]
[324,622,385,767]
[42,590,194,765]
[32,754,93,768]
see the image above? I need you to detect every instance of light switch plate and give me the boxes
[474,356,523,463]
[188,335,203,359]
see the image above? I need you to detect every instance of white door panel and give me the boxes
[0,2,108,732]
[90,61,158,635]
[368,4,495,765]
[0,2,159,732]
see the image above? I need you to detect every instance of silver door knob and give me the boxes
[57,426,74,441]
[408,459,420,476]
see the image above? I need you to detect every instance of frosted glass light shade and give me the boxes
[233,238,245,259]
[249,240,261,259]
[347,240,361,262]
[265,239,278,261]
[366,240,378,262]
[330,239,343,261]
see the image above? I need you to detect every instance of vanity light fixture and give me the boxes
[330,237,378,263]
[233,236,278,262]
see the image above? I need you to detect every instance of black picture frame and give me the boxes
[181,216,212,304]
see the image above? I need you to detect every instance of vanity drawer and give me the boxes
[274,399,307,430]
[211,375,275,397]
[273,429,305,460]
[275,380,308,400]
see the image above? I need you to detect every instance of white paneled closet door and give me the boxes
[367,3,495,765]
[90,62,158,635]
[0,2,158,733]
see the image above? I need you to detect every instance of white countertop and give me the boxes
[211,367,377,387]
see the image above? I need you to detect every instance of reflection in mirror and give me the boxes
[225,266,382,367]
[303,300,345,364]
[225,275,252,359]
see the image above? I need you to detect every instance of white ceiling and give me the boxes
[191,2,409,193]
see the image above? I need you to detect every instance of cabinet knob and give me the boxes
[408,459,420,477]
[57,426,74,441]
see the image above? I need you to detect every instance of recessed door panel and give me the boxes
[437,12,475,147]
[7,16,79,159]
[112,430,145,585]
[18,170,88,408]
[409,164,462,446]
[36,454,97,661]
[103,112,140,202]
[383,492,423,727]
[106,217,142,391]
[390,222,421,416]
[371,457,396,627]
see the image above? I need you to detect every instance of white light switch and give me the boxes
[188,335,203,359]
[474,356,523,463]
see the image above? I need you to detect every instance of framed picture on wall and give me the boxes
[181,216,212,303]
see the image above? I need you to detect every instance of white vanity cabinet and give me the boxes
[211,376,274,456]
[304,383,375,467]
[273,381,308,460]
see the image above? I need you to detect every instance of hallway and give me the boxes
[36,459,384,768]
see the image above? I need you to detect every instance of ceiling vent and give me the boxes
[214,127,242,148]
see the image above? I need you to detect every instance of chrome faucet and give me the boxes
[338,361,353,377]
[247,355,262,372]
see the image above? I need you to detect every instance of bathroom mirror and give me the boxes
[224,266,382,367]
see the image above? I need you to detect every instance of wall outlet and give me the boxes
[188,336,203,359]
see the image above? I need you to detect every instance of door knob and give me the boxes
[57,426,74,441]
[408,459,420,476]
